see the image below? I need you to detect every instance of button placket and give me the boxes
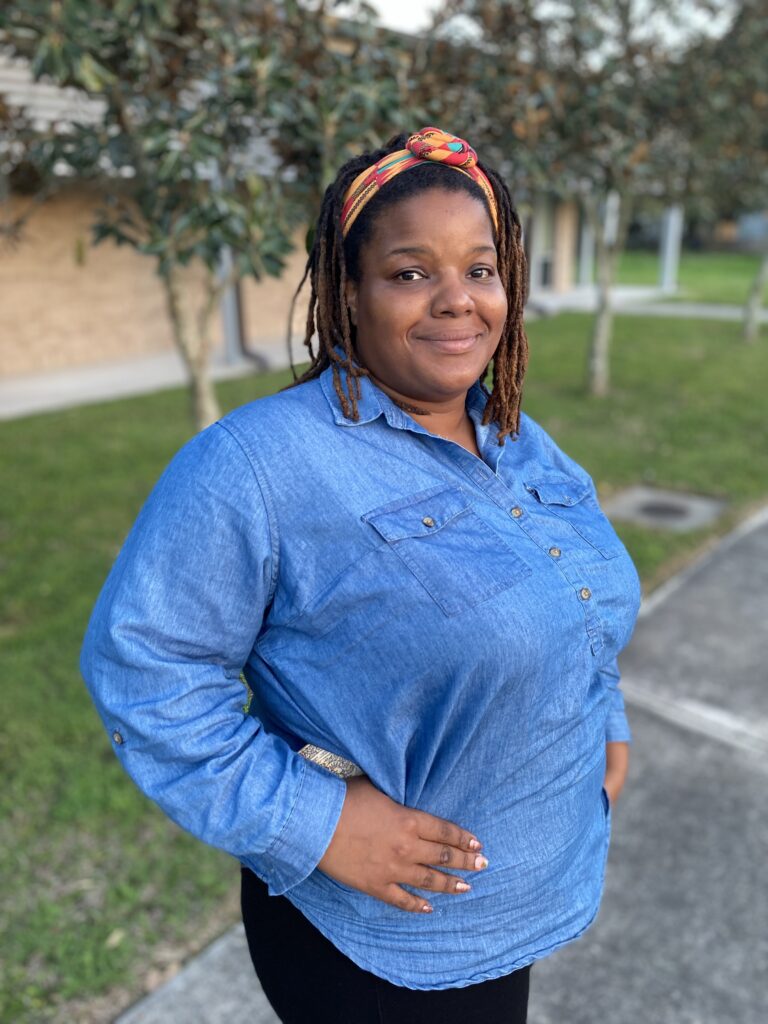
[457,463,610,655]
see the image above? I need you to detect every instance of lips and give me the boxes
[417,329,484,341]
[415,331,482,353]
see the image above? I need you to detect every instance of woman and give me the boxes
[81,128,641,1023]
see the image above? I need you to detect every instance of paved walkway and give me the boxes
[4,286,764,422]
[116,506,768,1024]
[529,285,768,323]
[0,342,288,422]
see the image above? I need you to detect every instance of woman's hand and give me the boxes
[316,775,487,913]
[603,740,630,805]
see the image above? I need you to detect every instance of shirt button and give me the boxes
[510,507,523,518]
[112,730,124,745]
[422,516,435,528]
[549,547,561,558]
[580,587,592,601]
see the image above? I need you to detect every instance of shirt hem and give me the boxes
[281,793,613,990]
[282,888,604,989]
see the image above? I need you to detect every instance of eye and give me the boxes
[395,269,425,282]
[469,266,494,279]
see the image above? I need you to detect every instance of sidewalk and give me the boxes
[116,506,768,1024]
[4,287,764,422]
[0,339,291,421]
[528,283,768,323]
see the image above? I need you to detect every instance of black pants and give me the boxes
[241,867,531,1024]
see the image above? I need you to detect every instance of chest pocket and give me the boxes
[524,473,623,559]
[362,485,531,617]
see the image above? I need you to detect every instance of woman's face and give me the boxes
[345,188,508,408]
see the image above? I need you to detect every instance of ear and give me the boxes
[344,279,358,326]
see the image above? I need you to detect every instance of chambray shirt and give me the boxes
[81,362,641,990]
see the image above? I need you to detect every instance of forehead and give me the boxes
[364,188,496,255]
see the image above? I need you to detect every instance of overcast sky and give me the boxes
[368,0,442,32]
[362,0,734,43]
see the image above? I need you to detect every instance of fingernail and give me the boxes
[469,838,481,851]
[422,903,433,913]
[455,881,471,892]
[474,855,489,870]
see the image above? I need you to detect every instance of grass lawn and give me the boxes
[617,249,766,307]
[1,312,766,1021]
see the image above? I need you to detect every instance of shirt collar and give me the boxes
[319,351,503,463]
[319,358,390,427]
[320,350,436,433]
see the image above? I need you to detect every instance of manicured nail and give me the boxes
[422,903,433,913]
[455,881,471,892]
[469,838,482,851]
[474,855,489,870]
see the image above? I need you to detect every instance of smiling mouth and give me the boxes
[415,331,482,352]
[418,329,484,341]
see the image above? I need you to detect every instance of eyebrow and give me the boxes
[384,244,496,258]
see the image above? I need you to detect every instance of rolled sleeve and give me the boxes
[599,656,633,744]
[80,422,347,895]
[250,756,348,895]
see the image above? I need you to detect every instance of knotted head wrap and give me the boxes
[340,127,499,238]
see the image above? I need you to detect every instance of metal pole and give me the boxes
[659,204,684,295]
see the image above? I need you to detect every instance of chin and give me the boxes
[419,369,483,401]
[430,352,490,384]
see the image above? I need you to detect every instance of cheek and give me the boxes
[486,286,509,329]
[364,289,421,336]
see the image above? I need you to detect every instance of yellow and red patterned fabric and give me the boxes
[340,126,499,237]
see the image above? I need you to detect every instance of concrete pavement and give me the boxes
[529,285,768,324]
[0,342,285,422]
[115,506,768,1024]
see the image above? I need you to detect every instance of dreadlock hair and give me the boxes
[286,131,530,444]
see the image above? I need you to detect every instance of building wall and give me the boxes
[552,200,578,293]
[525,196,580,295]
[241,246,311,357]
[0,184,309,378]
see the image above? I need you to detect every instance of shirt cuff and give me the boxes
[606,686,632,744]
[245,757,348,896]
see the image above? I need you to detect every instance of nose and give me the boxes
[430,272,474,318]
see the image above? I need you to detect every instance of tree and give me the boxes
[671,0,768,342]
[1,1,439,419]
[0,91,57,246]
[435,0,733,395]
[1,1,296,429]
[257,1,424,208]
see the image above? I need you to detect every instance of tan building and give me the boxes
[1,180,311,378]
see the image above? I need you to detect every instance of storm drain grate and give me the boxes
[601,486,727,532]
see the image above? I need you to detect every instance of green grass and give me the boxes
[617,249,765,306]
[2,313,767,1020]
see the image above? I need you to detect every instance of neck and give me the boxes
[368,373,481,457]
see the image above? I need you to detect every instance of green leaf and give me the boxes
[76,53,115,93]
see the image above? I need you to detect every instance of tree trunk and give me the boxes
[584,189,631,397]
[589,278,614,397]
[743,246,768,344]
[161,264,221,431]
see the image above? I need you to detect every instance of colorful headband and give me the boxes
[340,126,499,238]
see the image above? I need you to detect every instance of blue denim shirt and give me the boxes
[81,364,641,989]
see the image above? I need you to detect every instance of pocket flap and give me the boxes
[524,473,592,507]
[363,486,472,543]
